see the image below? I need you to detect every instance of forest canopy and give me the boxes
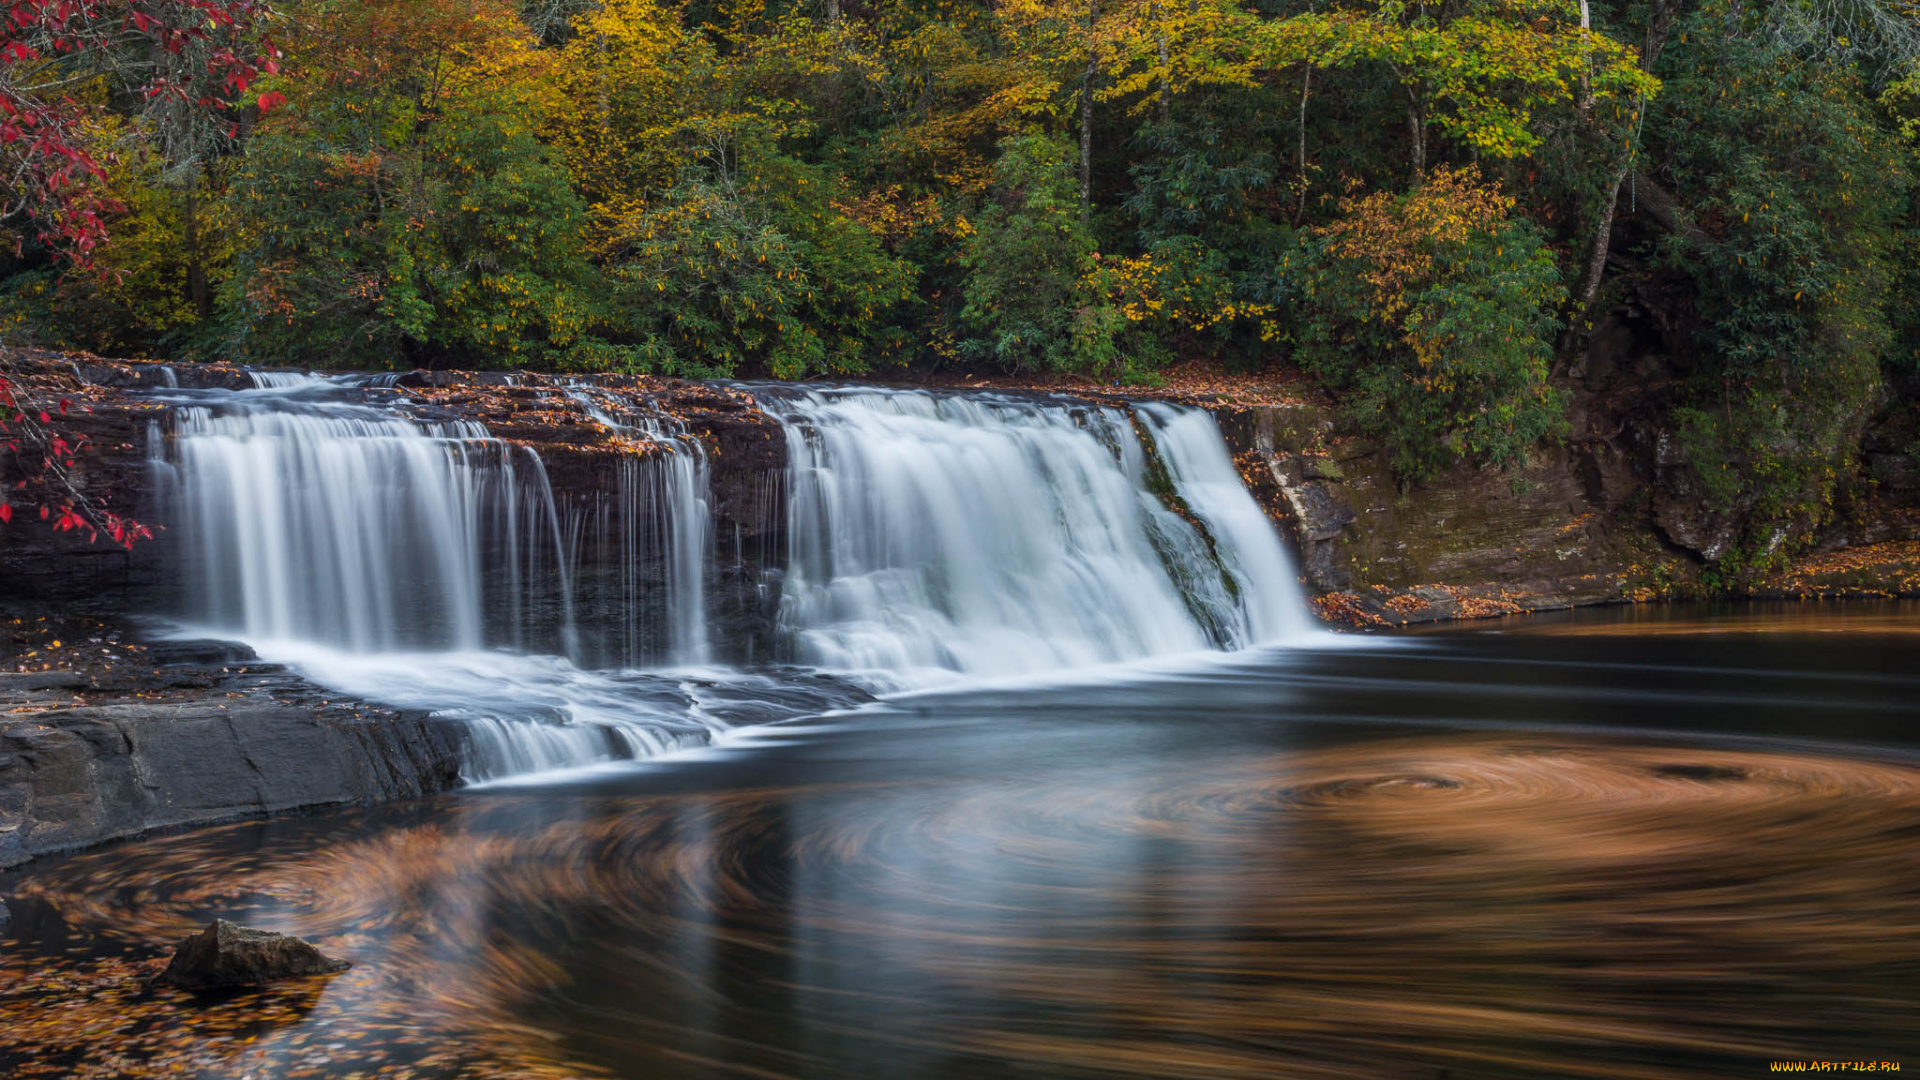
[7,0,1920,567]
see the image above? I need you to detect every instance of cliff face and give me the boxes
[1214,389,1920,627]
[385,371,790,663]
[1213,403,1650,626]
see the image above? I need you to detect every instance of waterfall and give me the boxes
[760,387,1309,689]
[1136,402,1316,643]
[566,386,712,667]
[152,373,1312,781]
[158,373,725,780]
[170,394,499,651]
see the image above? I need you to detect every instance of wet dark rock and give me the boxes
[0,897,10,930]
[160,920,349,988]
[1867,452,1920,491]
[0,659,468,869]
[1649,433,1743,562]
[71,358,253,391]
[141,639,259,666]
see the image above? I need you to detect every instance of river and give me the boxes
[4,604,1918,1078]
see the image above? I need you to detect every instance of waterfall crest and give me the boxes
[169,386,500,651]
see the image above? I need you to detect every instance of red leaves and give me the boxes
[3,0,281,266]
[0,359,150,547]
[103,514,151,548]
[257,90,286,114]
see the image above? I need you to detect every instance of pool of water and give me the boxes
[4,603,1918,1079]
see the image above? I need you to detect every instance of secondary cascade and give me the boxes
[761,387,1311,689]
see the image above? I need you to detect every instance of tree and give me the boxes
[957,133,1113,371]
[1263,0,1655,176]
[0,355,153,547]
[217,0,599,367]
[1642,0,1906,565]
[596,135,915,377]
[1292,166,1568,481]
[1,0,281,265]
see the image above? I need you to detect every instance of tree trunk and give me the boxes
[184,186,210,321]
[1295,63,1312,222]
[1576,0,1681,315]
[1081,0,1099,230]
[1405,88,1425,178]
[1578,145,1633,312]
[1577,0,1592,116]
[1154,0,1170,125]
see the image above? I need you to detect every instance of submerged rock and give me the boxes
[159,920,349,989]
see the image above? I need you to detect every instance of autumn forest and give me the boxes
[6,0,1920,571]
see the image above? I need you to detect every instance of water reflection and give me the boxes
[4,610,1919,1078]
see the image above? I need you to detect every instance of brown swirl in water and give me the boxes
[4,736,1917,1078]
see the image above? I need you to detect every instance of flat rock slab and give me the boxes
[0,650,468,869]
[160,919,349,989]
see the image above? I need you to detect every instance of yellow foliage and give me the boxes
[1314,166,1512,325]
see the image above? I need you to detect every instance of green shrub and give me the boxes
[1291,167,1567,483]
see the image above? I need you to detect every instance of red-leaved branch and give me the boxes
[0,364,152,548]
[2,0,280,264]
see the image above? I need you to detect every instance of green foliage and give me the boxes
[597,146,915,377]
[1291,168,1568,482]
[957,134,1115,372]
[1648,3,1905,563]
[218,91,599,368]
[1121,120,1291,362]
[1265,0,1657,164]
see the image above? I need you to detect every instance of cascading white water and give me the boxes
[158,372,728,780]
[171,389,498,651]
[153,373,1315,783]
[761,388,1310,689]
[1136,402,1317,643]
[567,386,712,667]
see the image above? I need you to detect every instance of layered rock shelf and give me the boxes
[0,635,464,869]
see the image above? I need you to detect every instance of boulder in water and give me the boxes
[159,920,349,989]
